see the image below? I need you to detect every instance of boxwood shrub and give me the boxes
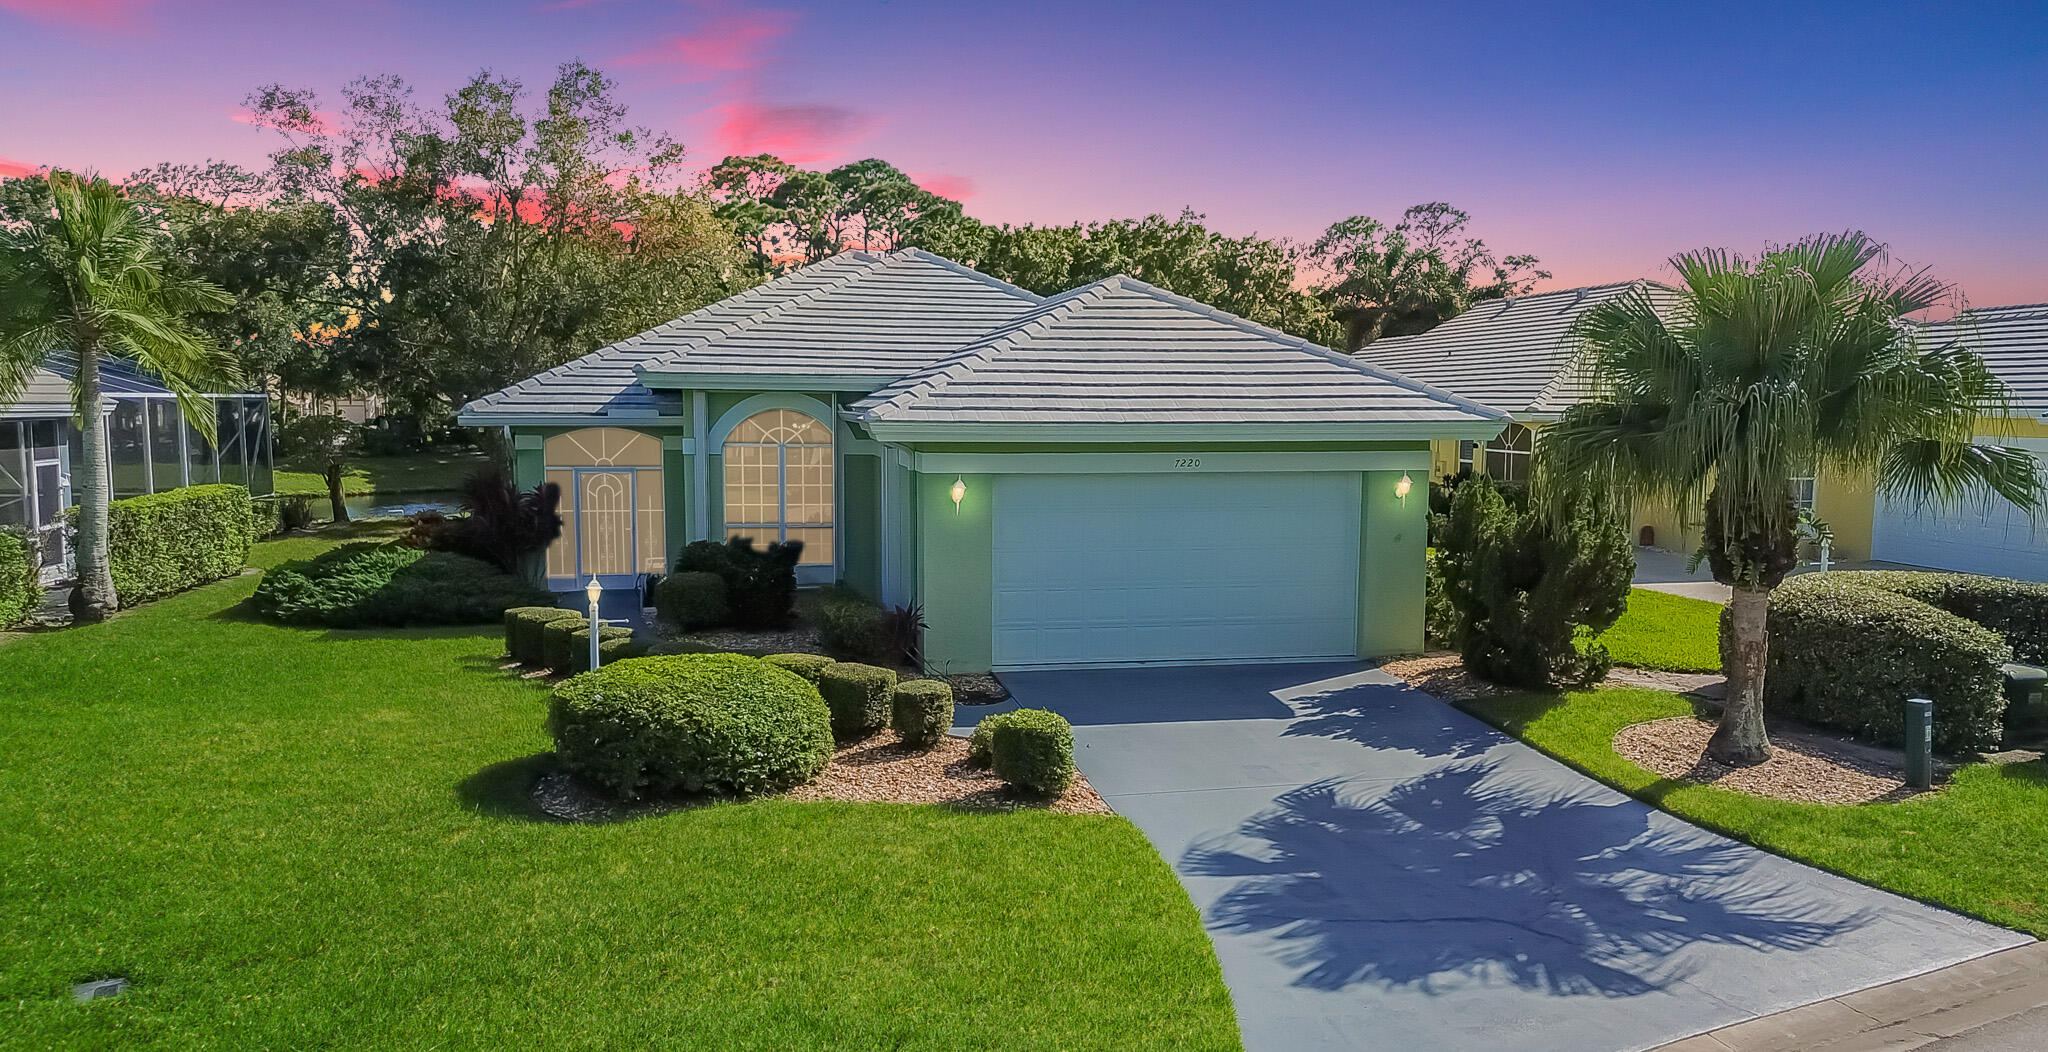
[816,661,898,739]
[1760,574,2011,753]
[504,606,583,664]
[762,652,834,682]
[891,679,955,748]
[988,708,1076,795]
[655,571,728,630]
[568,625,640,673]
[98,484,254,605]
[0,527,39,629]
[251,542,548,628]
[808,586,892,664]
[547,653,834,799]
[1834,570,2048,666]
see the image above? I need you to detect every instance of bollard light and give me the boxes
[1904,697,1934,789]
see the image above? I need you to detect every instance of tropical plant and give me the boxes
[1309,202,1549,349]
[277,413,360,522]
[0,171,237,621]
[1541,232,2045,764]
[432,465,563,574]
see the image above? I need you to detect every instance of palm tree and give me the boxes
[1542,233,2044,765]
[0,171,236,621]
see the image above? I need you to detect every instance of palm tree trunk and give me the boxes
[70,344,118,622]
[1709,584,1773,766]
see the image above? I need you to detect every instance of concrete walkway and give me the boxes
[1632,548,1931,603]
[969,664,2030,1052]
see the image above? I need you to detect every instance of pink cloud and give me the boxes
[619,8,796,82]
[0,156,40,179]
[0,0,152,30]
[913,172,976,201]
[710,98,871,164]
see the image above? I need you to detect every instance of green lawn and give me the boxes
[274,449,494,499]
[1596,588,1724,673]
[0,535,1236,1050]
[1465,688,2048,936]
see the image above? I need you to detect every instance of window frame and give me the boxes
[720,408,835,569]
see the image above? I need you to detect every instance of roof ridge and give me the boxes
[850,281,1121,417]
[1093,274,1510,420]
[642,252,893,361]
[883,247,1046,304]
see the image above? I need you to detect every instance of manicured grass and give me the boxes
[1465,688,2048,936]
[0,535,1236,1049]
[274,448,493,498]
[1596,588,1724,673]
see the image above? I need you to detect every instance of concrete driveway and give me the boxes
[965,664,2029,1052]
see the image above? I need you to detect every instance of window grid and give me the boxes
[723,410,833,567]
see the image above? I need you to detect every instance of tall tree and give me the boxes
[1541,233,2044,764]
[1311,202,1549,349]
[0,172,237,620]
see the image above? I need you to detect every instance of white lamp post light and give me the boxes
[584,576,603,671]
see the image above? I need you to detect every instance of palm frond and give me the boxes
[1881,440,2047,516]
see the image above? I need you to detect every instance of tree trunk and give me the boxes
[69,344,118,623]
[325,463,349,523]
[1710,584,1773,766]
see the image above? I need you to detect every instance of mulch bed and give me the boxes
[532,730,1108,822]
[1614,715,1938,805]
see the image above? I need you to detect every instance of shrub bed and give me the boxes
[673,538,800,629]
[891,680,955,748]
[654,571,728,630]
[988,708,1076,796]
[0,527,39,629]
[251,542,548,628]
[816,661,897,739]
[504,606,583,664]
[808,587,892,664]
[763,652,834,682]
[1761,574,2011,752]
[548,653,834,799]
[99,483,255,605]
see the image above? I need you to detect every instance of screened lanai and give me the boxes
[0,356,272,574]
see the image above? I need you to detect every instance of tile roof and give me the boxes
[1358,281,1676,416]
[1919,303,2048,417]
[458,249,1041,423]
[847,275,1506,433]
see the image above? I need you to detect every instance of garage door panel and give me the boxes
[1872,437,2048,581]
[991,472,1361,668]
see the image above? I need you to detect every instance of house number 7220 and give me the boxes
[1174,457,1201,468]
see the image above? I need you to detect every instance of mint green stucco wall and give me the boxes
[917,471,992,673]
[840,453,882,596]
[1359,469,1427,657]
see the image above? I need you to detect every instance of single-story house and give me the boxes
[2,355,274,577]
[459,248,1507,672]
[1363,287,2048,579]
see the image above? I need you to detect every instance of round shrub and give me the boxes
[808,587,892,663]
[252,542,547,627]
[891,679,955,749]
[763,652,834,682]
[988,708,1075,796]
[655,571,729,630]
[547,653,834,800]
[568,625,639,672]
[505,606,582,664]
[816,661,898,739]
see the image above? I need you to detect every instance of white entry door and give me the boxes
[1871,437,2048,581]
[990,472,1361,669]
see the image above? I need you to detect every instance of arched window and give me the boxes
[723,409,833,567]
[543,428,665,583]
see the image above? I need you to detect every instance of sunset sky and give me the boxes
[3,0,2045,306]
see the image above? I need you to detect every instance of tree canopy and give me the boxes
[1309,202,1550,349]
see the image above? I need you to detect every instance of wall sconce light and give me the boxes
[1395,473,1413,502]
[949,475,967,513]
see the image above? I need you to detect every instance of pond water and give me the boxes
[339,490,465,520]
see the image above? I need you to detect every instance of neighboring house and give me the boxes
[1,354,275,577]
[1362,286,2048,580]
[460,248,1507,672]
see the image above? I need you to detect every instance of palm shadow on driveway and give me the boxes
[1181,758,1872,997]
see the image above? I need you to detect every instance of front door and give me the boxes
[573,468,638,589]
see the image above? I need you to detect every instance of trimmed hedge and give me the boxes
[1760,574,2011,753]
[504,606,583,664]
[891,679,955,748]
[568,625,640,673]
[988,708,1076,795]
[655,571,729,630]
[762,652,834,682]
[0,527,39,629]
[816,661,897,739]
[251,542,548,627]
[100,484,254,605]
[1833,571,2048,667]
[547,653,834,799]
[809,587,892,664]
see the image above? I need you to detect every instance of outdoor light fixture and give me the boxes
[1395,473,1413,502]
[584,577,603,671]
[950,475,967,512]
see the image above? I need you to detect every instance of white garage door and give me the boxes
[1872,437,2048,581]
[991,472,1361,669]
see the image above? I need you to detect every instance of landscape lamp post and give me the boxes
[585,577,603,671]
